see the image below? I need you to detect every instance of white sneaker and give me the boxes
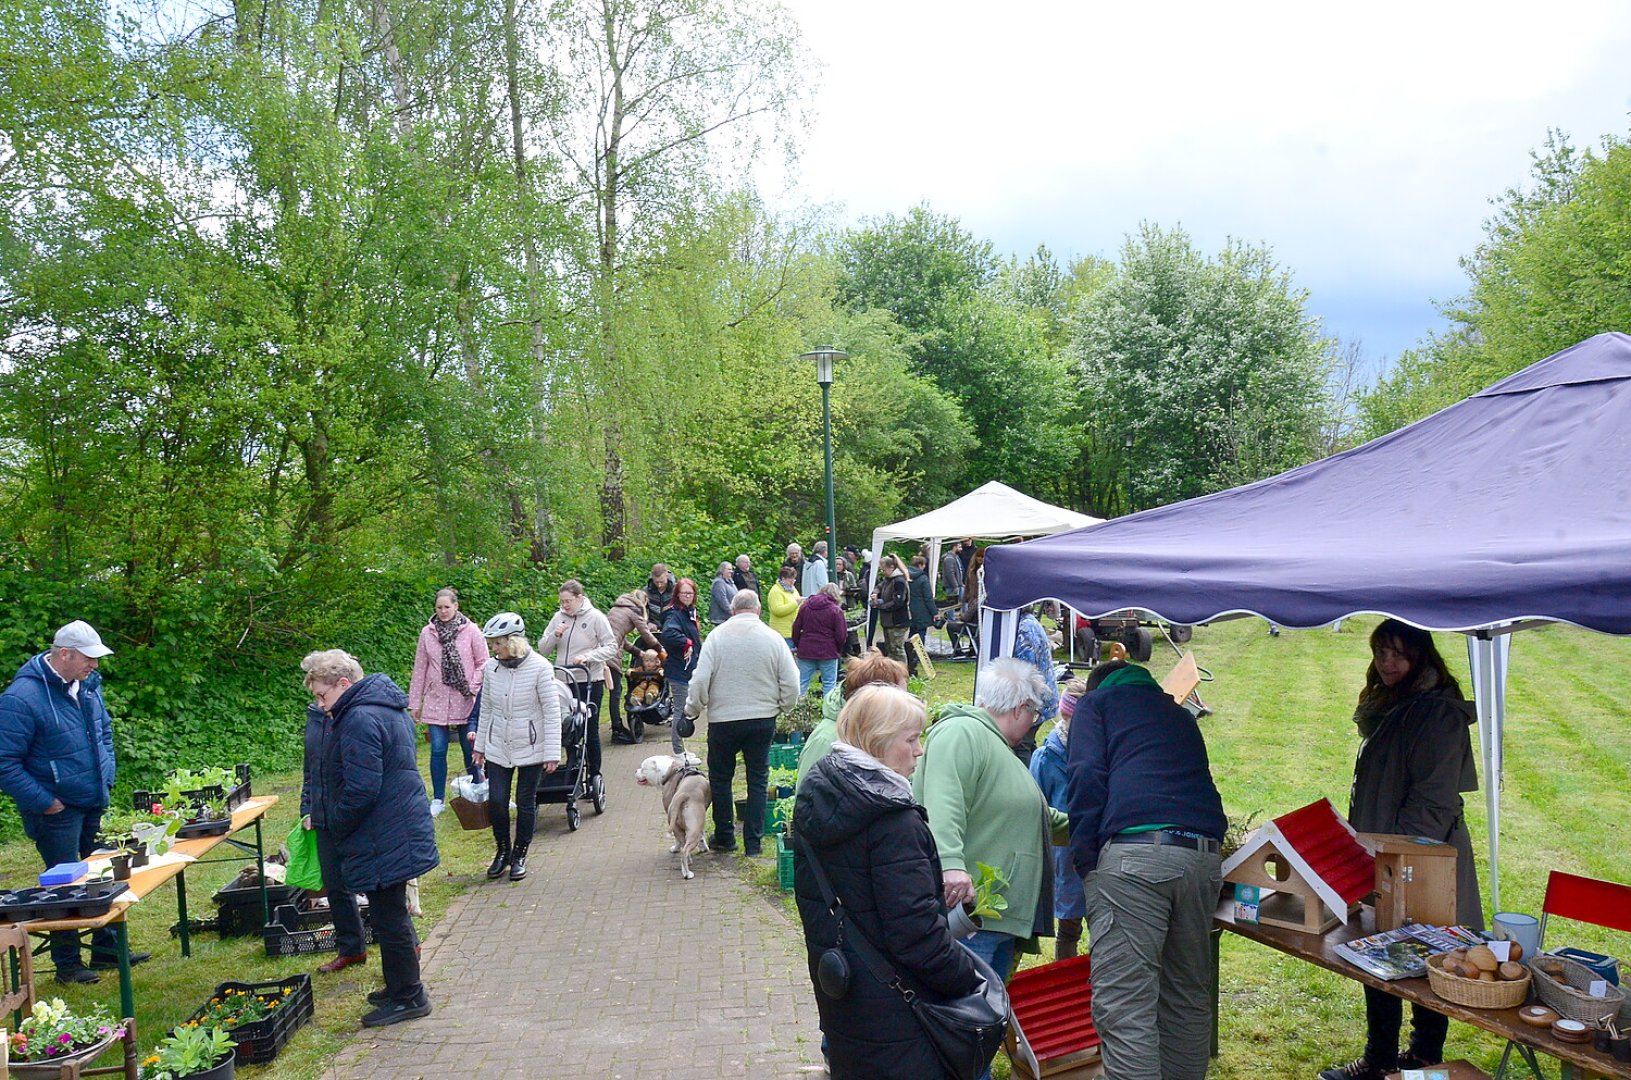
[429,798,445,817]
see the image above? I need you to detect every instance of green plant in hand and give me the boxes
[970,862,1010,920]
[139,1022,235,1080]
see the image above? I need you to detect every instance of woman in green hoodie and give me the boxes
[912,656,1069,1059]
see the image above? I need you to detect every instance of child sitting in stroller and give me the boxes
[628,650,664,705]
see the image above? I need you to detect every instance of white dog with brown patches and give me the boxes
[634,753,710,879]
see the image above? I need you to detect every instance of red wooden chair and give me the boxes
[1495,870,1631,1079]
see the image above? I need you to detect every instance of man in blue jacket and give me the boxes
[0,621,147,983]
[1065,659,1225,1080]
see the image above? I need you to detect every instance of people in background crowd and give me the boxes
[709,562,738,625]
[783,543,807,595]
[733,554,762,597]
[796,649,908,788]
[1010,607,1060,765]
[939,540,966,603]
[661,577,703,755]
[1319,620,1482,1080]
[604,591,664,744]
[907,555,936,675]
[794,684,983,1079]
[643,563,677,625]
[791,582,848,697]
[408,588,488,816]
[685,590,799,857]
[538,580,615,780]
[872,554,911,665]
[802,540,830,596]
[1029,679,1089,960]
[767,564,803,645]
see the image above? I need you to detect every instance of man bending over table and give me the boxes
[1065,659,1226,1080]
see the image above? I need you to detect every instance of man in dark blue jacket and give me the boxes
[0,621,147,982]
[1065,659,1225,1080]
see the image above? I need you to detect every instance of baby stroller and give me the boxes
[620,664,671,743]
[536,664,607,831]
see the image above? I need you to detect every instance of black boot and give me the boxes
[486,840,510,880]
[508,844,529,881]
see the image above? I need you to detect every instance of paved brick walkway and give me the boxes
[328,736,823,1079]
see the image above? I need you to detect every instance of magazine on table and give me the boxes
[1333,924,1486,980]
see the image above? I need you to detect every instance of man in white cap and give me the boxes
[0,621,147,982]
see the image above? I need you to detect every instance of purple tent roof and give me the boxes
[983,333,1631,633]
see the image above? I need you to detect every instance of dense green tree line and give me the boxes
[1358,128,1631,436]
[0,0,1338,824]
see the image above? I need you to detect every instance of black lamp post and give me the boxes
[1123,430,1135,514]
[801,346,848,582]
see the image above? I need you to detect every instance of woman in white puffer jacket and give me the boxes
[472,613,561,882]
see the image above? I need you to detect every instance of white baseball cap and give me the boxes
[54,620,113,658]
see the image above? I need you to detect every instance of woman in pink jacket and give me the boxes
[408,587,489,815]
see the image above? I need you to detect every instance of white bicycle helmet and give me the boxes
[481,612,526,638]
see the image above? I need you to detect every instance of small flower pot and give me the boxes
[946,903,983,940]
[110,854,132,881]
[129,847,150,868]
[184,1052,236,1079]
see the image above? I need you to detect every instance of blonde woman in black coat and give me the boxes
[794,685,981,1079]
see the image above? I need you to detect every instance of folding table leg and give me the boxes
[176,870,191,957]
[115,920,134,1022]
[254,817,269,927]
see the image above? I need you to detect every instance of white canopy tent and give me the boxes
[864,481,1101,603]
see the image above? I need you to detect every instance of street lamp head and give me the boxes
[799,345,848,386]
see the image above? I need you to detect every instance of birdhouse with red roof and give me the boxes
[1222,798,1375,934]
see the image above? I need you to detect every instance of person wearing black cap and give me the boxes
[0,621,150,982]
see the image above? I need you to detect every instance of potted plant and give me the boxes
[947,862,1010,939]
[7,998,126,1076]
[140,1023,236,1080]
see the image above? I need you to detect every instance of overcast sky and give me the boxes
[770,0,1631,365]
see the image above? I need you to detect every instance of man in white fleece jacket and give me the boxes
[686,590,800,855]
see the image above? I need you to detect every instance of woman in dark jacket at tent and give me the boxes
[1320,619,1481,1080]
[301,649,441,1028]
[871,555,911,665]
[795,684,982,1079]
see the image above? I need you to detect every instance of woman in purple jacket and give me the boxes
[791,583,849,696]
[407,588,489,816]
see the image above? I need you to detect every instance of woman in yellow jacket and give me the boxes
[766,565,802,645]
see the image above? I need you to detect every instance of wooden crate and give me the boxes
[1383,1060,1493,1079]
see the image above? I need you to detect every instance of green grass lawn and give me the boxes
[5,619,1628,1077]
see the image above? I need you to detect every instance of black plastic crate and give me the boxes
[0,881,129,921]
[134,764,253,814]
[261,902,374,957]
[213,883,302,938]
[184,974,313,1065]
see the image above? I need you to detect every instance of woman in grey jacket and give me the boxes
[473,613,562,882]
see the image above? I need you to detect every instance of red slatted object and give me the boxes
[1273,799,1374,906]
[1007,954,1099,1062]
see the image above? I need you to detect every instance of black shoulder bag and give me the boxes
[795,831,1011,1080]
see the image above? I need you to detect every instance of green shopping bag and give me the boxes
[285,820,325,891]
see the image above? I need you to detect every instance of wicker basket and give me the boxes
[1528,953,1626,1024]
[1426,953,1531,1009]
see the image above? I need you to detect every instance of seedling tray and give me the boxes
[261,902,374,957]
[175,815,233,839]
[184,974,313,1065]
[134,763,253,814]
[0,881,130,921]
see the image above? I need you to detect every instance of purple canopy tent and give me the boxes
[983,332,1631,907]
